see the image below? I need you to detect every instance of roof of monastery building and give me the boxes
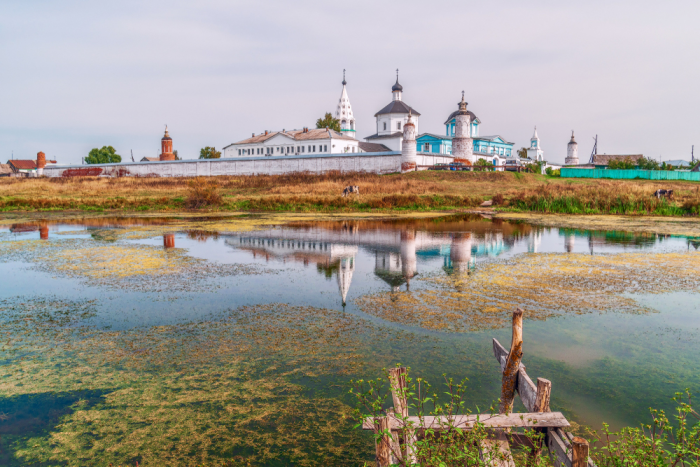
[374,100,420,117]
[230,128,356,146]
[358,142,392,152]
[364,131,404,141]
[443,109,479,124]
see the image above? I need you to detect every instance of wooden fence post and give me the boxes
[375,416,391,467]
[534,378,551,413]
[572,437,589,467]
[500,307,524,414]
[530,378,552,465]
[389,367,416,464]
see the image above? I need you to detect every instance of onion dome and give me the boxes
[162,125,172,141]
[392,69,403,92]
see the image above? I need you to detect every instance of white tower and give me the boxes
[452,91,475,164]
[401,110,417,172]
[527,126,544,162]
[565,131,579,165]
[335,70,356,138]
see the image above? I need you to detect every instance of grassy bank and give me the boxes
[0,171,699,216]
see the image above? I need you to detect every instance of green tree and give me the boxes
[173,150,180,161]
[637,156,660,170]
[315,113,341,132]
[85,146,121,164]
[199,147,221,159]
[517,147,528,159]
[608,157,635,170]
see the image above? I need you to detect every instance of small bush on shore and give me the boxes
[185,177,222,209]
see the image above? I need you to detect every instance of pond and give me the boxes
[1,213,699,466]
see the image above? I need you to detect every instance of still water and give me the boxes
[1,214,699,465]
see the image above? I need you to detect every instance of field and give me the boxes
[1,171,700,215]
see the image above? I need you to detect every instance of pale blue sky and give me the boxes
[1,0,698,164]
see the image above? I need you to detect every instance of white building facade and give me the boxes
[565,131,579,165]
[223,128,359,158]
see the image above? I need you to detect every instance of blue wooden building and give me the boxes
[416,108,514,157]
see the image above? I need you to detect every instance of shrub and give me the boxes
[185,177,222,208]
[491,193,505,206]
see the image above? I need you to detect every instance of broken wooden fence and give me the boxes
[362,307,597,467]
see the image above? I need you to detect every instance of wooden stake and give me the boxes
[499,307,524,414]
[375,416,391,467]
[388,367,408,417]
[534,378,552,413]
[572,437,589,467]
[529,378,552,465]
[388,367,416,464]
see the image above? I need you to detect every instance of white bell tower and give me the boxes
[335,70,356,138]
[526,126,544,162]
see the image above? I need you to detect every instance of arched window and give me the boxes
[383,122,387,131]
[397,122,401,130]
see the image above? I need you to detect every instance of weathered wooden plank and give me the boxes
[547,427,572,467]
[363,412,570,430]
[480,430,516,467]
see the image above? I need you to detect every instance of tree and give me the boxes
[173,150,181,161]
[316,113,341,132]
[517,147,528,159]
[608,157,635,170]
[199,147,221,159]
[637,156,659,170]
[85,146,121,164]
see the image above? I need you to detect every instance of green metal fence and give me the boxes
[561,168,700,181]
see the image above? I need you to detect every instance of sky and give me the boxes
[1,0,699,164]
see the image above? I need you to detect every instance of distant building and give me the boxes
[526,127,544,162]
[223,127,358,157]
[564,132,579,165]
[335,71,356,139]
[0,164,12,177]
[664,159,691,168]
[7,160,37,176]
[416,98,513,159]
[589,154,644,168]
[141,157,160,162]
[363,72,421,152]
[160,126,176,161]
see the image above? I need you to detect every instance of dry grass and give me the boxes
[0,171,699,215]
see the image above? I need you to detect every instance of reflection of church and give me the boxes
[224,225,511,306]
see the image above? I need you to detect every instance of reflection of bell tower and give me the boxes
[337,256,355,307]
[400,230,417,289]
[163,234,175,248]
[450,233,473,272]
[565,233,575,253]
[39,224,49,240]
[528,230,542,253]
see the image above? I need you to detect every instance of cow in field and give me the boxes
[653,189,674,200]
[342,185,360,197]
